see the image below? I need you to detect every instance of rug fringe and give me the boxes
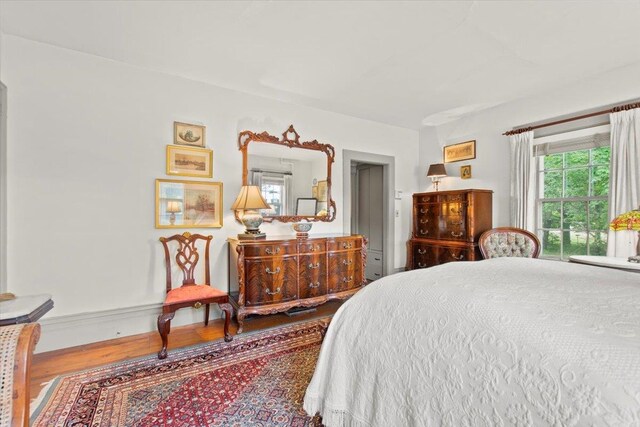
[30,377,58,417]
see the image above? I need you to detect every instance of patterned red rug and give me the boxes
[31,318,329,427]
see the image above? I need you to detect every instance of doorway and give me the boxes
[342,150,395,281]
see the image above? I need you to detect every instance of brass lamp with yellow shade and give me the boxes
[231,185,271,239]
[609,207,640,263]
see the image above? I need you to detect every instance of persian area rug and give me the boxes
[31,318,329,427]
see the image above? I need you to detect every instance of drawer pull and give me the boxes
[420,229,429,235]
[265,267,281,275]
[265,247,280,255]
[374,257,381,261]
[342,276,353,283]
[311,245,321,251]
[420,208,429,214]
[308,262,321,269]
[419,219,429,224]
[374,273,381,277]
[417,248,427,255]
[450,208,459,214]
[265,286,282,295]
[449,221,463,226]
[342,242,353,249]
[418,262,427,268]
[342,259,353,266]
[451,231,464,238]
[450,252,465,260]
[308,282,321,289]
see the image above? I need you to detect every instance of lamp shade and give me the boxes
[166,201,182,213]
[427,163,447,178]
[231,185,270,211]
[610,208,640,231]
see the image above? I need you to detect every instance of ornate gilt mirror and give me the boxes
[237,125,336,223]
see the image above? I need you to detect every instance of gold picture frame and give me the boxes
[460,165,472,179]
[166,145,213,178]
[312,185,318,199]
[317,180,327,202]
[443,140,476,163]
[174,121,206,147]
[155,179,223,228]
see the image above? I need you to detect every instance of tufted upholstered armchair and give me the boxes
[479,227,541,259]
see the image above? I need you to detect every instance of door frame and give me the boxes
[0,82,7,293]
[342,150,395,277]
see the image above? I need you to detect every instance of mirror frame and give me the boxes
[237,125,336,223]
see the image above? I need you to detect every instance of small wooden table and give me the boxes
[568,255,640,272]
[0,294,53,326]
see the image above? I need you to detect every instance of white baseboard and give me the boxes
[36,303,224,353]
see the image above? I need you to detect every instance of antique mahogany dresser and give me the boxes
[228,234,367,332]
[406,189,492,270]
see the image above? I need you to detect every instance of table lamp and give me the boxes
[427,163,447,191]
[231,185,271,239]
[166,200,182,225]
[609,207,640,262]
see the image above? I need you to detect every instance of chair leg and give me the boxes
[219,303,233,342]
[157,312,175,360]
[204,303,210,326]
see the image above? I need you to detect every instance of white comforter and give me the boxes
[304,258,640,426]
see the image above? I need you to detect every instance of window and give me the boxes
[260,175,286,216]
[535,130,610,259]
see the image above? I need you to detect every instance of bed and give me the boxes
[304,258,640,426]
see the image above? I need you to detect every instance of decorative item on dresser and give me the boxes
[426,163,447,191]
[228,234,367,333]
[406,189,492,270]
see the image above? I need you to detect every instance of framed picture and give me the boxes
[166,145,213,178]
[443,140,476,163]
[317,180,327,202]
[156,179,223,228]
[174,121,206,147]
[460,165,472,179]
[312,185,318,199]
[296,198,318,216]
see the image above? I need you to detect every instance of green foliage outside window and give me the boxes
[538,146,610,259]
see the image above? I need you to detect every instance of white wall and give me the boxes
[419,62,640,227]
[2,35,419,351]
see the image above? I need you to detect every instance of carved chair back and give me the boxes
[159,232,212,293]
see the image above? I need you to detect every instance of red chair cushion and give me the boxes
[165,285,227,305]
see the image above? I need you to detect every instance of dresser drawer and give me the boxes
[414,194,438,203]
[438,246,473,264]
[412,243,438,269]
[328,250,363,293]
[299,254,327,299]
[245,257,298,306]
[243,243,296,258]
[438,193,467,203]
[440,216,468,241]
[298,240,326,254]
[327,237,362,252]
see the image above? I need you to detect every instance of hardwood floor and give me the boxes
[30,301,343,399]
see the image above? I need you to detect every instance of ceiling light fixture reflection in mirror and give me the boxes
[237,125,336,223]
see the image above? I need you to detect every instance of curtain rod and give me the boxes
[503,102,640,136]
[251,168,293,175]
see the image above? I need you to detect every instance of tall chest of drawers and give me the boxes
[406,189,492,270]
[228,234,367,332]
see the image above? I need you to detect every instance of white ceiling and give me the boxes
[2,1,640,129]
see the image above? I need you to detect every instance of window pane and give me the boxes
[542,202,561,228]
[543,154,563,170]
[541,230,561,257]
[591,166,609,196]
[565,150,589,167]
[589,231,608,256]
[588,200,609,231]
[563,201,587,230]
[592,146,610,165]
[543,171,562,198]
[565,168,589,197]
[565,231,588,257]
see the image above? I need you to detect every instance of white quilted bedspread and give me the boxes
[304,258,640,426]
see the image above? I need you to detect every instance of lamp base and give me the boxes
[238,232,266,240]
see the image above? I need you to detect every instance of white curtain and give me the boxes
[607,108,640,257]
[284,174,294,215]
[510,131,535,231]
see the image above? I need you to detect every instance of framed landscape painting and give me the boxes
[155,179,223,228]
[166,145,213,178]
[174,121,206,147]
[443,140,476,163]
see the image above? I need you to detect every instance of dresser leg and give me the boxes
[237,311,245,334]
[219,303,233,342]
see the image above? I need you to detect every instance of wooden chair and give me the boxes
[479,227,541,259]
[0,323,40,427]
[157,232,232,359]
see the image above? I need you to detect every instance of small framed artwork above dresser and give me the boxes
[406,189,492,270]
